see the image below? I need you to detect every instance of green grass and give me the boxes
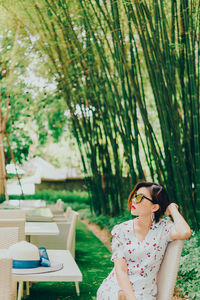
[6,189,90,205]
[26,221,113,300]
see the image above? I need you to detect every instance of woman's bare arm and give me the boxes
[114,258,137,300]
[166,203,192,240]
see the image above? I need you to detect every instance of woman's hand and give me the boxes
[165,203,178,216]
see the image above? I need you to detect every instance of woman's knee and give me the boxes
[118,290,127,300]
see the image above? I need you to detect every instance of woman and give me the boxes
[97,182,191,300]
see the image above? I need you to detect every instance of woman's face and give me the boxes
[131,187,154,217]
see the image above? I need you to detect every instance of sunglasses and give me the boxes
[132,193,154,204]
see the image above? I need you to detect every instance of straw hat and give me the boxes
[8,241,40,269]
[8,241,63,275]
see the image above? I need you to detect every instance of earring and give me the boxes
[151,212,155,222]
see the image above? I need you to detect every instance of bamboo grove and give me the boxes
[2,0,200,228]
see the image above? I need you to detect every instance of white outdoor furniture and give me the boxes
[13,249,82,300]
[25,208,53,222]
[31,211,79,258]
[0,227,19,248]
[25,222,59,242]
[47,199,65,216]
[0,210,25,241]
[0,249,13,300]
[0,210,26,219]
[0,222,59,296]
[0,228,19,300]
[157,239,184,300]
[25,222,59,295]
[0,219,25,241]
[65,206,72,219]
[0,207,53,222]
[0,200,46,209]
[52,206,72,222]
[31,210,79,295]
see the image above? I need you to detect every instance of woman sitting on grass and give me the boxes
[97,181,191,300]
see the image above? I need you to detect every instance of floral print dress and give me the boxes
[97,217,175,300]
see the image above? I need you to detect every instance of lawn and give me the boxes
[27,221,113,300]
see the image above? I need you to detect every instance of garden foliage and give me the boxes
[3,0,198,227]
[177,231,200,299]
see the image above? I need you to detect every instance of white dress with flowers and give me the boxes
[97,217,174,300]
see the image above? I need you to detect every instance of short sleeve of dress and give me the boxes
[111,224,125,262]
[163,216,175,242]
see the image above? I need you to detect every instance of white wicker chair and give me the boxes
[0,249,13,300]
[53,206,72,222]
[31,210,80,295]
[65,206,72,220]
[0,219,25,241]
[66,211,79,258]
[0,228,19,300]
[157,239,184,300]
[47,199,65,217]
[31,210,79,257]
[0,227,19,248]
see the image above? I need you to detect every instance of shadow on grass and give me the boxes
[27,221,113,300]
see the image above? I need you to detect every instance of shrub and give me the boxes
[177,230,200,299]
[81,210,132,231]
[9,189,90,204]
[68,202,89,211]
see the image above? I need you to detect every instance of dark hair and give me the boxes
[127,181,171,222]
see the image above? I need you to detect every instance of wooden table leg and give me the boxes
[26,281,30,295]
[26,235,31,243]
[75,282,80,296]
[17,281,23,300]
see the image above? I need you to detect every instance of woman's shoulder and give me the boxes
[111,219,133,236]
[154,216,174,230]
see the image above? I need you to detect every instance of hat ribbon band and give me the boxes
[13,259,40,269]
